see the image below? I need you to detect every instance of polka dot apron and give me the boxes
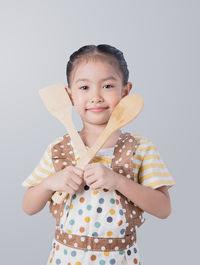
[48,132,145,265]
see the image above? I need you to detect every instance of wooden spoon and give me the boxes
[38,83,87,158]
[52,94,144,204]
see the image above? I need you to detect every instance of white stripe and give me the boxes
[141,159,164,165]
[141,167,169,176]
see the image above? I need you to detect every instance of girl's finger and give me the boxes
[68,181,79,191]
[72,167,84,176]
[85,175,98,186]
[83,168,94,179]
[90,181,101,190]
[72,175,83,185]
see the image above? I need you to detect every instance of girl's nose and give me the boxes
[89,96,103,104]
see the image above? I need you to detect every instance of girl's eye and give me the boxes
[104,84,113,89]
[80,86,88,90]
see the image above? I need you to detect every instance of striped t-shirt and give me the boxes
[22,133,175,189]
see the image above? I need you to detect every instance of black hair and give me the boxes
[66,44,129,87]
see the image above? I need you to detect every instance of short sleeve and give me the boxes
[133,135,175,189]
[22,137,63,188]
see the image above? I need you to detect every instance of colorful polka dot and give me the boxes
[134,247,137,253]
[120,228,125,234]
[95,221,101,228]
[78,209,83,215]
[104,252,110,256]
[90,255,96,261]
[56,259,61,264]
[87,204,92,210]
[75,262,81,265]
[69,219,75,225]
[109,258,116,264]
[56,245,59,251]
[107,231,113,236]
[109,209,115,215]
[79,227,85,233]
[69,204,73,209]
[115,199,119,205]
[107,217,113,223]
[110,198,115,204]
[97,207,102,213]
[72,194,77,199]
[85,216,90,223]
[127,249,131,255]
[93,190,99,195]
[119,250,124,255]
[99,198,104,204]
[65,205,69,210]
[67,229,72,234]
[92,232,98,236]
[80,197,85,203]
[64,249,67,255]
[134,258,138,264]
[119,209,124,215]
[71,250,77,257]
[118,220,123,226]
[99,260,106,265]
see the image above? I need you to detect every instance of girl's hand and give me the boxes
[83,163,120,191]
[44,166,84,194]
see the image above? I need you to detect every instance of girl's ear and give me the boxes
[65,86,74,105]
[122,82,132,97]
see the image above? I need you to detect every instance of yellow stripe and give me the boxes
[38,164,52,175]
[134,136,147,141]
[140,163,166,171]
[25,178,40,186]
[137,146,158,152]
[43,157,53,169]
[134,154,161,161]
[139,171,171,183]
[144,179,175,188]
[76,156,112,164]
[32,171,45,181]
[92,156,112,163]
[47,146,51,157]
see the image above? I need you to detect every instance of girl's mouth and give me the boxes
[86,107,108,113]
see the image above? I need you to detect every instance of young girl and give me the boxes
[22,44,175,265]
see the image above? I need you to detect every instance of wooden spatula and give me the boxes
[52,94,144,204]
[38,83,87,158]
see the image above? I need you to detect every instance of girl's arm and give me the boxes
[116,172,171,219]
[22,166,83,215]
[22,180,54,216]
[83,163,171,219]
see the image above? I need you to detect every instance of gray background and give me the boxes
[0,0,199,264]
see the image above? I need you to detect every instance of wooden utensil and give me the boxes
[52,94,144,204]
[38,83,87,158]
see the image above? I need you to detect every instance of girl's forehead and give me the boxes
[71,56,122,83]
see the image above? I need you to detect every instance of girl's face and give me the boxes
[67,59,132,127]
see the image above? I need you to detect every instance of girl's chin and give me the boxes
[83,117,110,126]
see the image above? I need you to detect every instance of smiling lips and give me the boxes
[86,107,108,113]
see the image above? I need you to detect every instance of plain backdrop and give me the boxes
[1,0,199,264]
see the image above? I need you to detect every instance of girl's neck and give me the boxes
[79,124,121,149]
